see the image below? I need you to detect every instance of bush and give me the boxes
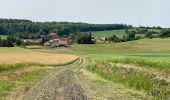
[126,32,135,41]
[108,35,121,42]
[6,36,15,47]
[160,29,170,38]
[75,33,95,44]
[0,36,16,47]
[16,39,22,46]
[135,35,142,40]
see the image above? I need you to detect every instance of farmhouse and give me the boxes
[45,38,69,47]
[95,37,106,43]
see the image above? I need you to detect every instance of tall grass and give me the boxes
[87,62,170,99]
[0,81,15,100]
[0,58,78,99]
[0,64,25,72]
[109,56,170,72]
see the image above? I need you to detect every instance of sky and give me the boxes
[0,0,170,27]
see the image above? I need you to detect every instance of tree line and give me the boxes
[0,36,22,47]
[69,32,95,44]
[108,28,170,43]
[0,18,130,36]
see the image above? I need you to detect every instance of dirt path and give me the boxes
[10,58,153,100]
[11,58,88,100]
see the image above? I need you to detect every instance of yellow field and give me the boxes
[0,53,78,65]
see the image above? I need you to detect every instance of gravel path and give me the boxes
[11,58,154,100]
[14,58,88,100]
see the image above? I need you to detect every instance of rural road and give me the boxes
[11,58,152,100]
[15,58,88,100]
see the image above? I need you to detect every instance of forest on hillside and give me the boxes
[0,18,131,36]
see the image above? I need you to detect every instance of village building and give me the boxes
[95,37,106,43]
[44,38,69,47]
[23,39,41,45]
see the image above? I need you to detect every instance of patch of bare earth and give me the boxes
[0,74,8,80]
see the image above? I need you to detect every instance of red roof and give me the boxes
[50,38,69,46]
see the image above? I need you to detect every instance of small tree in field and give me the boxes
[108,35,120,42]
[16,39,22,46]
[6,36,14,47]
[41,36,46,45]
[76,33,95,44]
[145,32,154,39]
[126,32,135,41]
[160,29,170,38]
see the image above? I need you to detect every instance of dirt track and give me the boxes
[10,58,153,100]
[11,58,87,100]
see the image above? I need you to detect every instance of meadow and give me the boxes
[0,35,7,39]
[89,29,160,38]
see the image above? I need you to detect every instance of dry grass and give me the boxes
[0,53,78,65]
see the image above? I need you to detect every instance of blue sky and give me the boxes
[0,0,170,27]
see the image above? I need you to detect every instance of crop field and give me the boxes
[0,48,78,100]
[91,30,126,38]
[0,53,77,65]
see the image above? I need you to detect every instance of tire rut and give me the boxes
[14,58,88,100]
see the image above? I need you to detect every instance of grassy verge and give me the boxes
[0,68,50,100]
[108,56,170,72]
[0,58,78,99]
[0,64,26,72]
[86,61,170,99]
[0,66,49,100]
[0,81,15,100]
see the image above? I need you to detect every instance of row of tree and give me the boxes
[108,28,170,43]
[70,32,95,44]
[0,36,22,47]
[159,29,170,38]
[0,18,130,36]
[108,32,136,43]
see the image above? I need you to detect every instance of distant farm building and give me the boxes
[23,39,41,45]
[95,37,106,43]
[44,38,69,47]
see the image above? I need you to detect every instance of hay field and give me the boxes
[0,53,78,65]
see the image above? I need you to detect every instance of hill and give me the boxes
[89,29,161,38]
[0,18,129,36]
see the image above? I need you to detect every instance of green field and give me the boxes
[28,38,170,71]
[0,35,8,39]
[0,38,170,99]
[26,38,170,99]
[91,30,126,38]
[90,29,161,38]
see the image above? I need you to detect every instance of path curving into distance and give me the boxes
[11,58,152,100]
